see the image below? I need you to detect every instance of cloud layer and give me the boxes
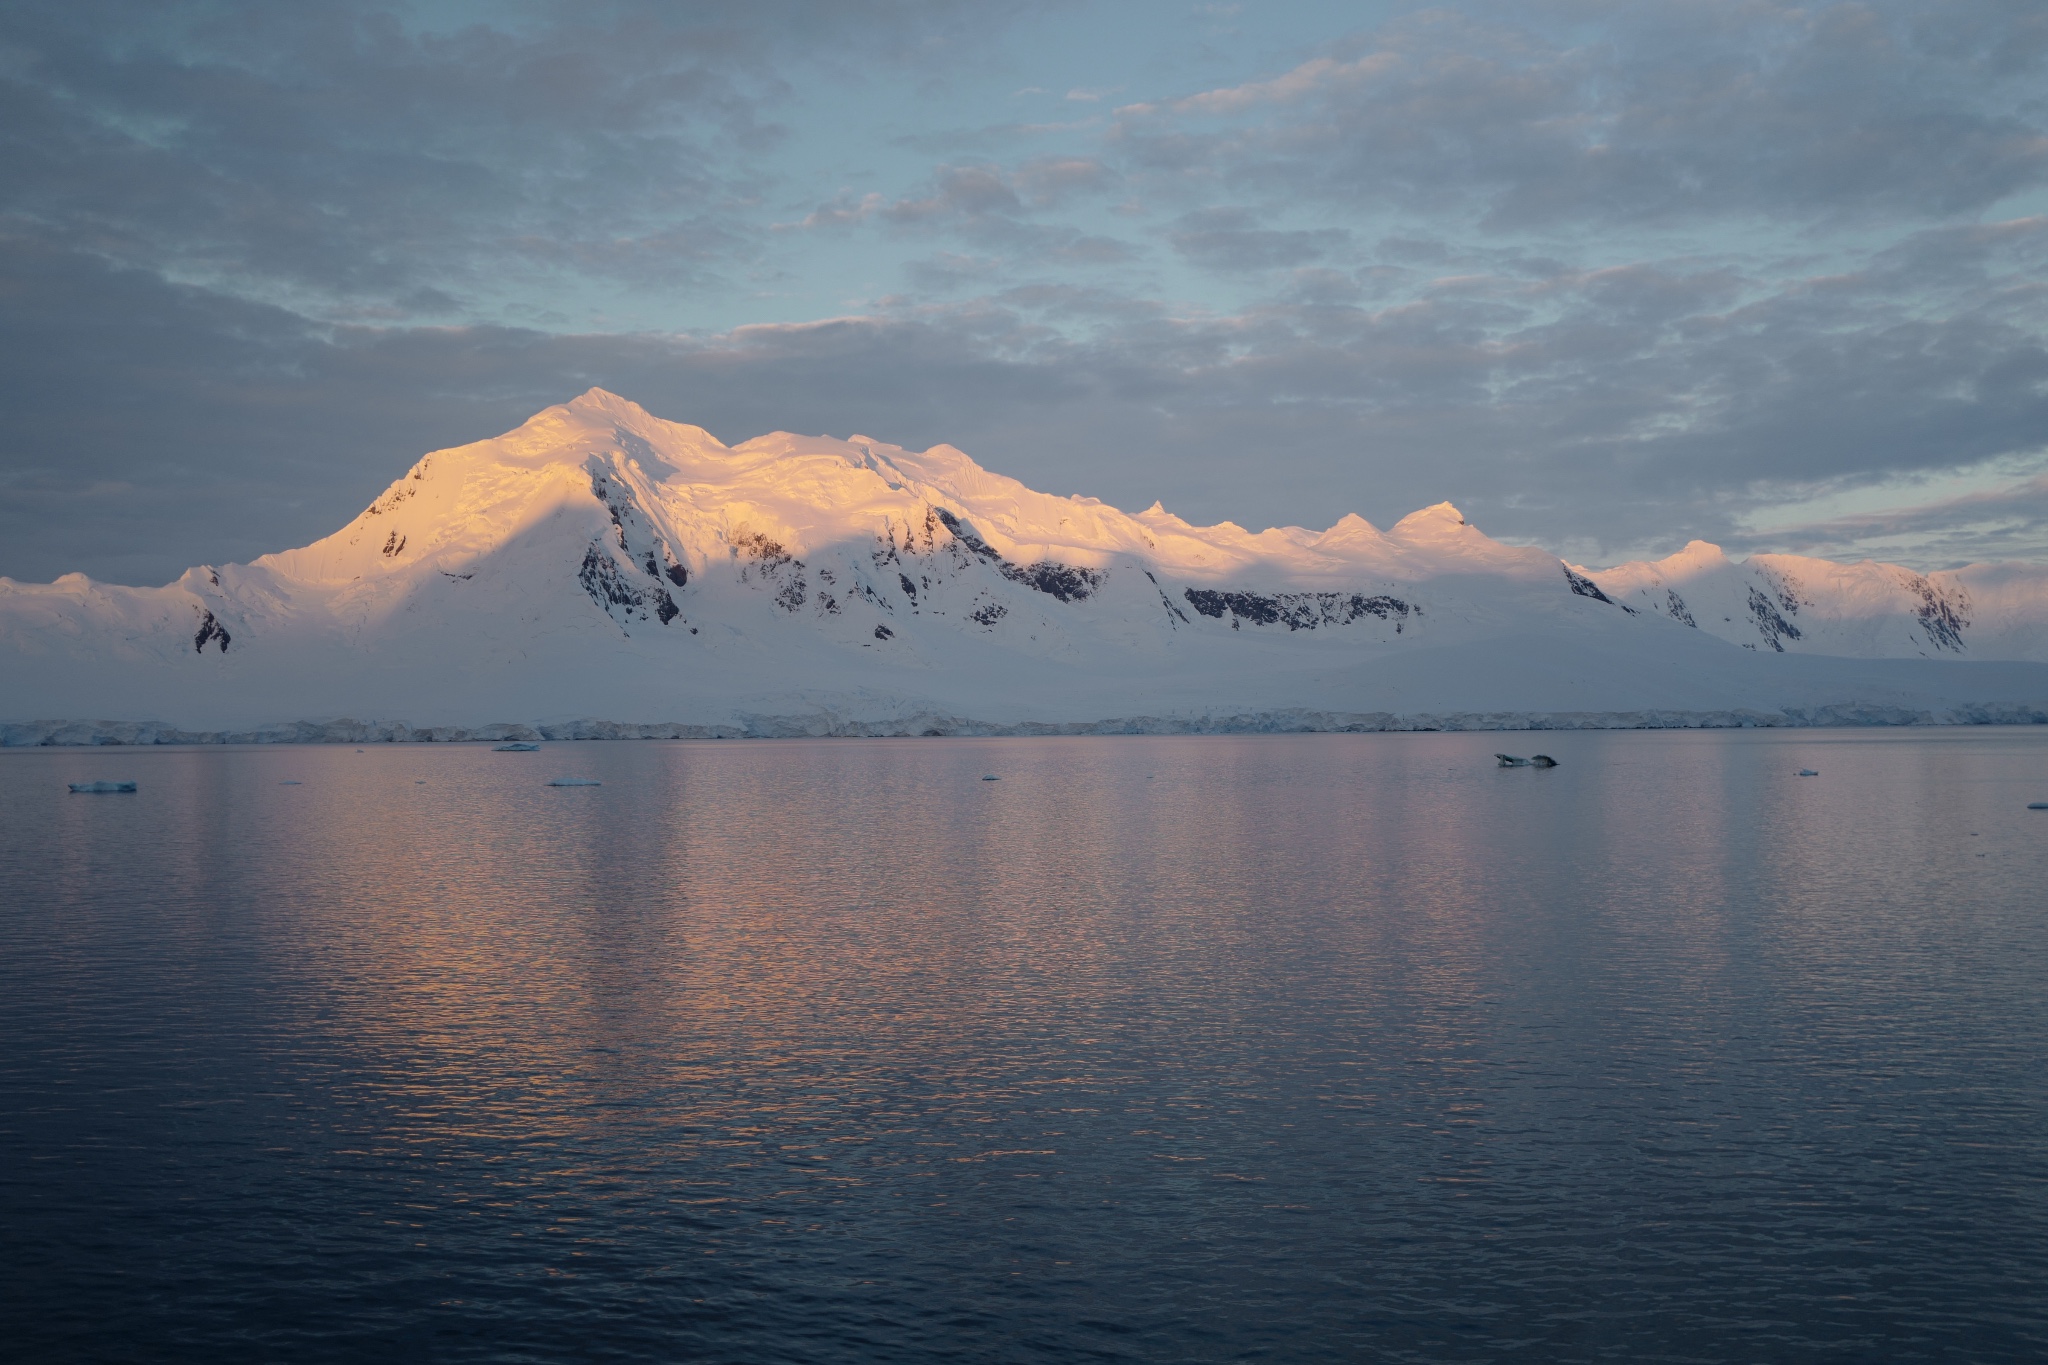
[3,0,2047,582]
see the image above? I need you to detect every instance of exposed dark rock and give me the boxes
[580,541,679,628]
[933,508,1001,561]
[193,610,231,654]
[731,530,807,611]
[1153,579,1190,625]
[590,469,687,590]
[874,623,895,640]
[930,508,1104,602]
[1665,589,1696,626]
[969,600,1007,625]
[733,531,795,569]
[364,482,418,518]
[1910,577,1969,652]
[580,544,641,609]
[1564,567,1625,607]
[1183,588,1411,631]
[1756,566,1806,617]
[1746,586,1802,651]
[382,531,406,557]
[1000,560,1104,602]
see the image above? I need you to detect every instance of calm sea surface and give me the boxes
[3,729,2046,1363]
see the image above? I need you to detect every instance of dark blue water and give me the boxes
[3,729,2046,1363]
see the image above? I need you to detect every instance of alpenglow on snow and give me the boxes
[3,389,2047,743]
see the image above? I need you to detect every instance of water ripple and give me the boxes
[2,730,2045,1361]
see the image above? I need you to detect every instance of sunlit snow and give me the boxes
[3,389,2045,742]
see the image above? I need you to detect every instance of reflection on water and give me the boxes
[3,730,2046,1362]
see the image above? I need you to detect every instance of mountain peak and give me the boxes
[558,387,677,433]
[565,386,638,412]
[9,389,2048,737]
[1391,502,1471,537]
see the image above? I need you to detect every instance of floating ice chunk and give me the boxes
[1495,754,1530,767]
[280,780,302,785]
[494,742,540,752]
[1797,769,1819,777]
[547,777,602,787]
[68,781,136,793]
[2029,802,2048,810]
[982,774,1000,781]
[1530,754,1558,768]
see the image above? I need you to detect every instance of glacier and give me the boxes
[3,388,2046,744]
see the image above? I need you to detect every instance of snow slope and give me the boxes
[1582,541,2048,661]
[3,389,2046,741]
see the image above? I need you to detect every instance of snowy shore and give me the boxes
[9,701,2047,747]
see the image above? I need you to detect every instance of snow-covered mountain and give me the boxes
[1582,541,2048,662]
[4,388,2047,742]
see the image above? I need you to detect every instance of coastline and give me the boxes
[8,702,2047,746]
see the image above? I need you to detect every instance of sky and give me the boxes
[3,0,2048,585]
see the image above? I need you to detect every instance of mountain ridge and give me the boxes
[4,389,2046,741]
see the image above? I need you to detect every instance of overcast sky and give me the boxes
[4,0,2047,584]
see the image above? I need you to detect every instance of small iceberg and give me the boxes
[982,774,1001,781]
[547,778,602,787]
[494,742,541,752]
[1530,754,1558,768]
[68,781,137,794]
[279,780,302,785]
[1797,769,1819,777]
[2028,802,2048,810]
[1495,754,1530,767]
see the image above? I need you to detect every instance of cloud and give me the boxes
[5,1,2048,581]
[0,0,1040,319]
[783,160,1134,269]
[11,206,2048,584]
[1011,156,1119,207]
[1169,208,1351,271]
[1754,471,2048,565]
[783,192,888,229]
[877,158,1120,221]
[1113,2,2048,229]
[884,165,1026,222]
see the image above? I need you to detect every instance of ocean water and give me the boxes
[2,728,2045,1364]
